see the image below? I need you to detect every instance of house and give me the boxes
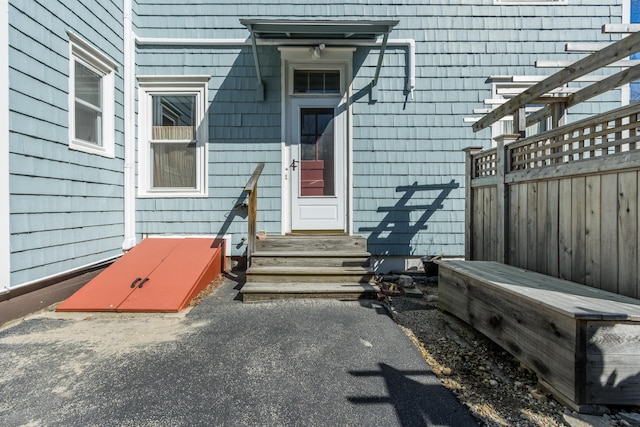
[0,0,630,320]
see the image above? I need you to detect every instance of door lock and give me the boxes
[290,159,298,171]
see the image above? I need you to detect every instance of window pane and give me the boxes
[631,0,640,101]
[299,108,335,196]
[75,62,101,107]
[632,0,640,23]
[293,72,308,93]
[152,142,197,188]
[293,70,340,94]
[632,82,640,104]
[75,102,102,145]
[151,95,196,140]
[324,72,340,92]
[308,72,324,93]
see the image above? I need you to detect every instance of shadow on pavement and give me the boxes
[349,363,479,427]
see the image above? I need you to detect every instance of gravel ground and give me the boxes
[381,274,640,427]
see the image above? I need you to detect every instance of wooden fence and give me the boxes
[467,103,640,299]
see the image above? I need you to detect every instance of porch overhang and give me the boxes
[240,19,399,101]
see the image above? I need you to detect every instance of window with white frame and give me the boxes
[68,32,117,157]
[137,76,209,197]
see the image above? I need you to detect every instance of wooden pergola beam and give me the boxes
[511,75,606,83]
[525,63,640,127]
[536,59,640,68]
[473,30,640,132]
[565,42,613,52]
[602,23,640,34]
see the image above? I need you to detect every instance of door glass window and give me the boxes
[299,108,335,196]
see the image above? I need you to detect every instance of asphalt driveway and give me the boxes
[0,275,479,426]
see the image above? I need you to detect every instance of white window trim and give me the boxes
[68,31,117,158]
[137,75,210,198]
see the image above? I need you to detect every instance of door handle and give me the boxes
[290,159,297,171]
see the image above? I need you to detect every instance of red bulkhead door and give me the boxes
[117,238,223,312]
[56,238,224,313]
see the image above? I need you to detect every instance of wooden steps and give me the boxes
[242,235,377,302]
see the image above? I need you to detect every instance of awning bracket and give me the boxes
[247,24,265,102]
[369,32,390,103]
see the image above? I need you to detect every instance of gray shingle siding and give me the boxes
[133,1,619,256]
[6,0,624,286]
[8,0,125,285]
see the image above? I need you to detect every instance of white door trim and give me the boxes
[278,47,354,234]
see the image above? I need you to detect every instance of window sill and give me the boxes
[137,191,209,199]
[69,139,115,158]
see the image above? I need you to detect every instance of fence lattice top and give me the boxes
[473,103,640,178]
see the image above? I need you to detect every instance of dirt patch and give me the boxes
[0,274,228,359]
[187,273,226,308]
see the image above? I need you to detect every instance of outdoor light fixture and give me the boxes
[311,43,326,59]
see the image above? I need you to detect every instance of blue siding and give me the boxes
[7,0,626,284]
[136,45,282,251]
[8,0,125,286]
[133,0,621,257]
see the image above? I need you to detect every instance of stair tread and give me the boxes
[255,236,368,253]
[246,266,373,275]
[262,234,362,239]
[252,251,370,257]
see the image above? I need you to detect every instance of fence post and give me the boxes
[464,146,484,260]
[494,134,519,264]
[551,102,567,163]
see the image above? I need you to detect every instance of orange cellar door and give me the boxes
[56,238,225,313]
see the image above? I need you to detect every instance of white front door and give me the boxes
[290,96,346,231]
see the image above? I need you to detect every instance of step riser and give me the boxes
[256,236,367,253]
[246,274,375,284]
[243,292,377,303]
[241,282,379,302]
[250,257,370,268]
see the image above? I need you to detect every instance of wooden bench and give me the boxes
[436,260,640,413]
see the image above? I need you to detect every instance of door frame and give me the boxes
[278,46,355,234]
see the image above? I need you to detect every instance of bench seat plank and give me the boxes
[440,260,640,320]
